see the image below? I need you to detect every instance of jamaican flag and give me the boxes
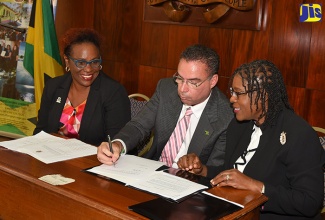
[23,0,63,112]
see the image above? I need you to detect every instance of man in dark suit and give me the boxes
[97,44,233,167]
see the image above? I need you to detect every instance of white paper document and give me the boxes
[86,155,208,202]
[0,131,97,163]
[127,171,208,202]
[87,155,165,184]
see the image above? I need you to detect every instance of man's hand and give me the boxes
[177,153,208,177]
[97,141,123,165]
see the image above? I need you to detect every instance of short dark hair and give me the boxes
[61,28,102,56]
[180,44,220,77]
[229,60,293,127]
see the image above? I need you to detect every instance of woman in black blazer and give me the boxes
[34,28,131,146]
[178,60,325,219]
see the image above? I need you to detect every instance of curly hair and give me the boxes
[229,60,293,127]
[180,44,220,77]
[60,28,102,56]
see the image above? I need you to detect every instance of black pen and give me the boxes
[107,135,115,166]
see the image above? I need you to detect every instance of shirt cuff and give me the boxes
[112,139,126,155]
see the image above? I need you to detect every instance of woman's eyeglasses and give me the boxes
[68,56,102,69]
[229,87,257,98]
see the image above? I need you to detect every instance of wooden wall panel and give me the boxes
[115,0,143,64]
[93,0,119,60]
[268,0,311,88]
[55,0,325,127]
[102,60,140,94]
[138,66,167,97]
[229,1,271,73]
[217,76,231,98]
[167,26,200,70]
[55,0,95,41]
[230,30,269,73]
[305,90,325,128]
[199,28,233,78]
[286,86,306,119]
[306,16,325,90]
[140,23,170,68]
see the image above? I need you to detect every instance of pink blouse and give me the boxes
[59,98,86,138]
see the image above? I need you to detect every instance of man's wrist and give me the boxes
[199,165,208,177]
[112,139,126,155]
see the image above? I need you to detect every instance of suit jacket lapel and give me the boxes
[157,87,183,152]
[188,88,220,156]
[50,74,71,131]
[188,114,213,156]
[78,72,102,138]
[229,121,255,167]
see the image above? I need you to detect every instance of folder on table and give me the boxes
[129,192,242,220]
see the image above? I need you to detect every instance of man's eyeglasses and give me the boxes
[68,56,102,69]
[173,72,211,89]
[229,87,257,98]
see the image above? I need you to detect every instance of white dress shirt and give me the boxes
[234,125,262,172]
[171,94,211,168]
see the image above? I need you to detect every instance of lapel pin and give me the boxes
[56,97,61,103]
[204,130,209,135]
[279,131,286,145]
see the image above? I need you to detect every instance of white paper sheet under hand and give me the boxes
[87,155,165,184]
[127,171,208,202]
[0,131,97,163]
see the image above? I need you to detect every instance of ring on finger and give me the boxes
[226,174,230,181]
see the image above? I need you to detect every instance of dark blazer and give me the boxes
[34,71,131,146]
[208,109,325,219]
[115,78,233,167]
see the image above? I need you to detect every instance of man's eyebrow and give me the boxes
[177,73,200,81]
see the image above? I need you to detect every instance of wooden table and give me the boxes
[0,147,267,219]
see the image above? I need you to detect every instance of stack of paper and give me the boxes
[0,131,97,163]
[86,155,208,202]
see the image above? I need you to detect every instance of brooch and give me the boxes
[56,97,61,103]
[279,131,286,145]
[204,130,209,135]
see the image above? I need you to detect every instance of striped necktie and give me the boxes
[160,107,193,167]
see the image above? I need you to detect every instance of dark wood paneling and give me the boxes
[55,0,95,40]
[55,0,325,127]
[286,86,306,119]
[119,63,141,94]
[167,25,200,70]
[115,0,143,64]
[101,60,139,95]
[167,68,176,78]
[138,66,167,97]
[140,22,170,68]
[217,76,231,98]
[93,0,119,60]
[268,0,311,88]
[305,90,325,127]
[306,13,325,90]
[199,27,233,77]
